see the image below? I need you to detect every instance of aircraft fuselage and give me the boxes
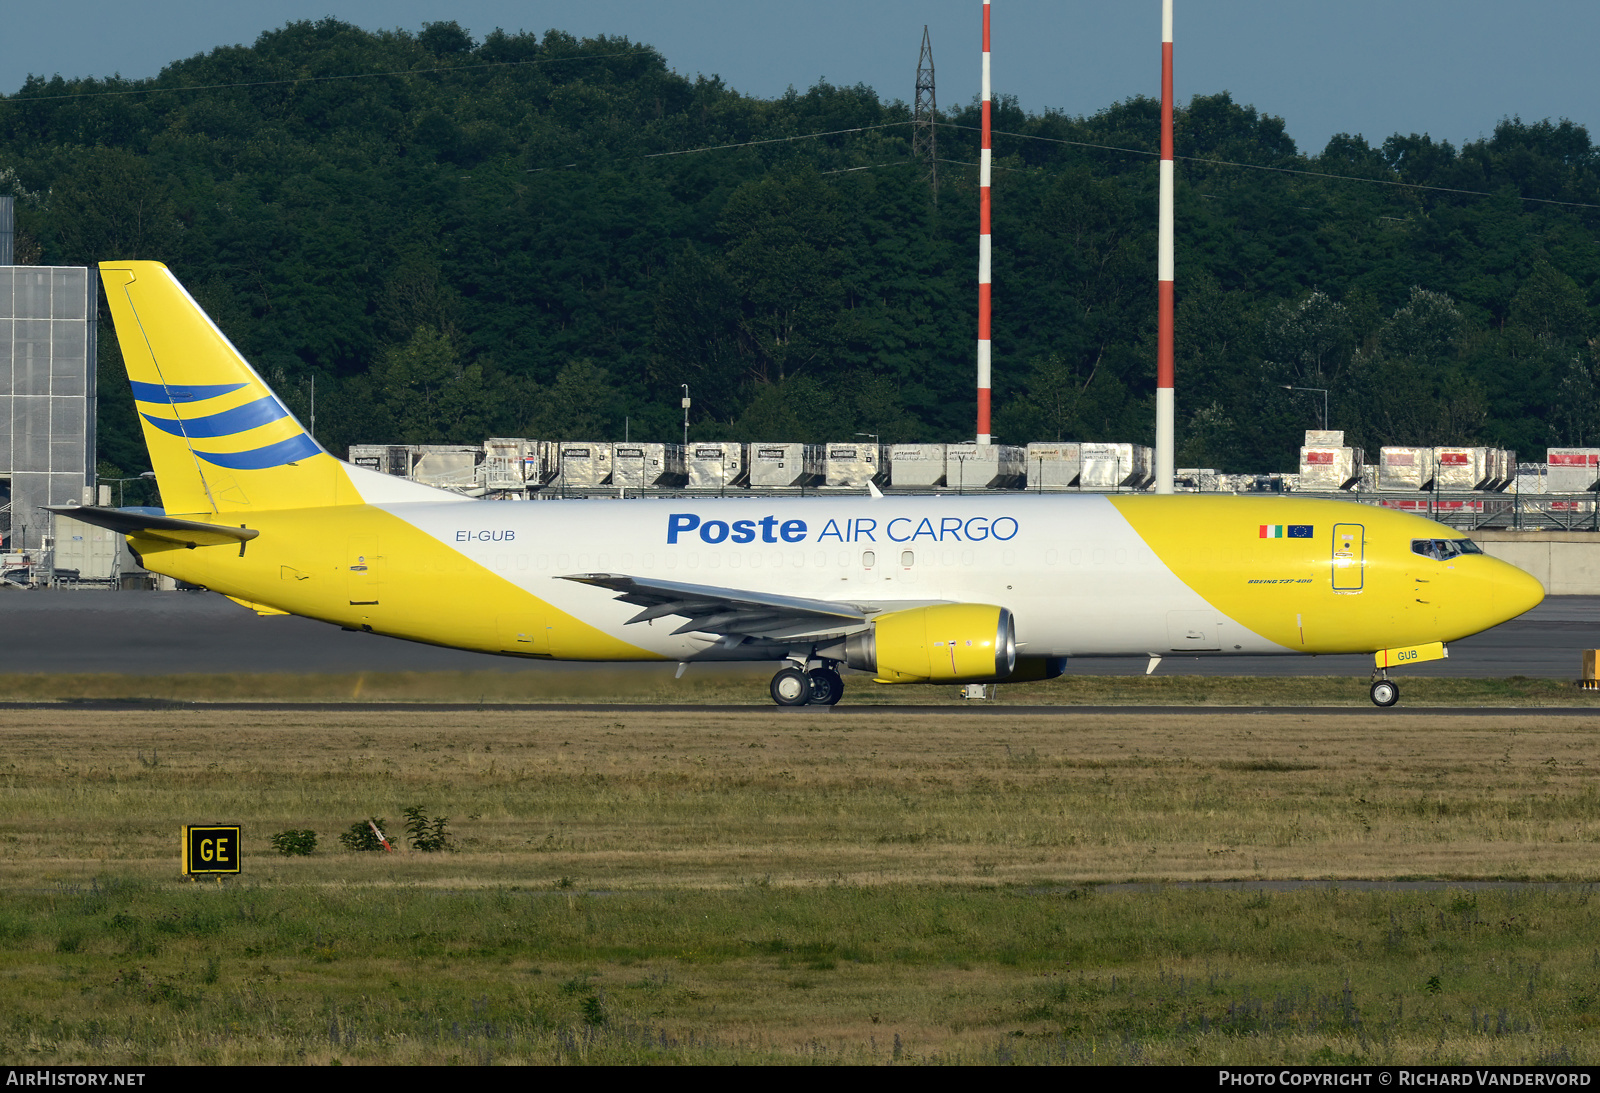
[130,491,1542,665]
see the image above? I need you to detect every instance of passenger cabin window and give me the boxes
[1411,538,1482,561]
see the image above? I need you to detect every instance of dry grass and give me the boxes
[2,707,1599,885]
[0,669,1595,707]
[3,706,1600,1064]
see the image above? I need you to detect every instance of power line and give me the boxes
[938,121,1600,211]
[822,160,911,175]
[527,122,912,172]
[641,122,909,160]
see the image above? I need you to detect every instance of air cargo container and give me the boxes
[555,444,612,488]
[822,443,883,488]
[347,444,410,477]
[481,438,537,489]
[52,512,118,582]
[613,443,686,488]
[1546,449,1600,493]
[409,445,482,490]
[1078,442,1152,490]
[1300,444,1363,490]
[1433,447,1493,491]
[944,443,1024,490]
[1216,473,1290,494]
[887,444,946,488]
[1376,447,1432,491]
[1492,449,1517,491]
[1023,443,1081,490]
[1511,462,1546,495]
[750,443,822,488]
[686,442,748,489]
[1174,468,1220,493]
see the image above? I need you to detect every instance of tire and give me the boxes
[808,668,844,706]
[1370,679,1399,708]
[770,666,812,706]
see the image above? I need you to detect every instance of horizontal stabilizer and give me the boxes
[46,505,259,548]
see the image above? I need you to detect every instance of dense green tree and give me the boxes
[1,19,1598,474]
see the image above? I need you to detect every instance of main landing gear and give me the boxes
[770,662,844,707]
[1369,671,1400,708]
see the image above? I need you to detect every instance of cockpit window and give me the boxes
[1411,538,1483,560]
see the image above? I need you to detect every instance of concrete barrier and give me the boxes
[1471,530,1600,595]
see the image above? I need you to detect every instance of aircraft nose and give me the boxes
[1491,557,1545,623]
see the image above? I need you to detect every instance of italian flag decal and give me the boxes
[1260,525,1314,539]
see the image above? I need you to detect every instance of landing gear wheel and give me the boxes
[770,666,812,706]
[1370,679,1400,708]
[808,667,844,706]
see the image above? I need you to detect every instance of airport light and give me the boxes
[1281,385,1329,431]
[98,471,156,508]
[681,385,691,448]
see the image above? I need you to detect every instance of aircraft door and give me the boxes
[347,538,380,605]
[1332,523,1365,592]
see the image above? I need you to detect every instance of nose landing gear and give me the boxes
[769,661,844,706]
[1369,671,1399,708]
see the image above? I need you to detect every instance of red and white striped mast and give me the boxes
[1154,0,1175,493]
[976,0,993,446]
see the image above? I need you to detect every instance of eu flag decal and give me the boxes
[1260,525,1314,539]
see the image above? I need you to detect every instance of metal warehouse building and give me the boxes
[0,199,98,556]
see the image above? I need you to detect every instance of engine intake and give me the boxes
[843,604,1016,683]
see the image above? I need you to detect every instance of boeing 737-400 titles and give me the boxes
[53,262,1545,707]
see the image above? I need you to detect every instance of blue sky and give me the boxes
[2,2,1595,156]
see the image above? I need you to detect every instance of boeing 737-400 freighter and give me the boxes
[53,262,1545,707]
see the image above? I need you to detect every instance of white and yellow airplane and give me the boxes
[54,261,1544,708]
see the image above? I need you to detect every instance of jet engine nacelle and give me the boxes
[842,604,1016,683]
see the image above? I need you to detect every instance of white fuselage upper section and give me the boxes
[380,493,1283,660]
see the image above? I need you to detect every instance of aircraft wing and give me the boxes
[560,573,877,641]
[45,505,258,548]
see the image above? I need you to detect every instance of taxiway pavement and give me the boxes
[3,589,1593,679]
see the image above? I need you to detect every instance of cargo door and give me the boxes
[1332,523,1365,592]
[347,538,380,605]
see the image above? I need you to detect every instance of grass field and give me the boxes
[0,669,1597,706]
[2,705,1598,1065]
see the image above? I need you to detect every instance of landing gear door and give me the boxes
[1332,523,1365,592]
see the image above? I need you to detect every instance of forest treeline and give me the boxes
[3,18,1600,480]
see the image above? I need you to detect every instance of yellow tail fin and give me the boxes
[101,261,346,514]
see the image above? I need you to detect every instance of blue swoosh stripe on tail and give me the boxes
[130,381,249,404]
[193,433,321,470]
[141,396,290,439]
